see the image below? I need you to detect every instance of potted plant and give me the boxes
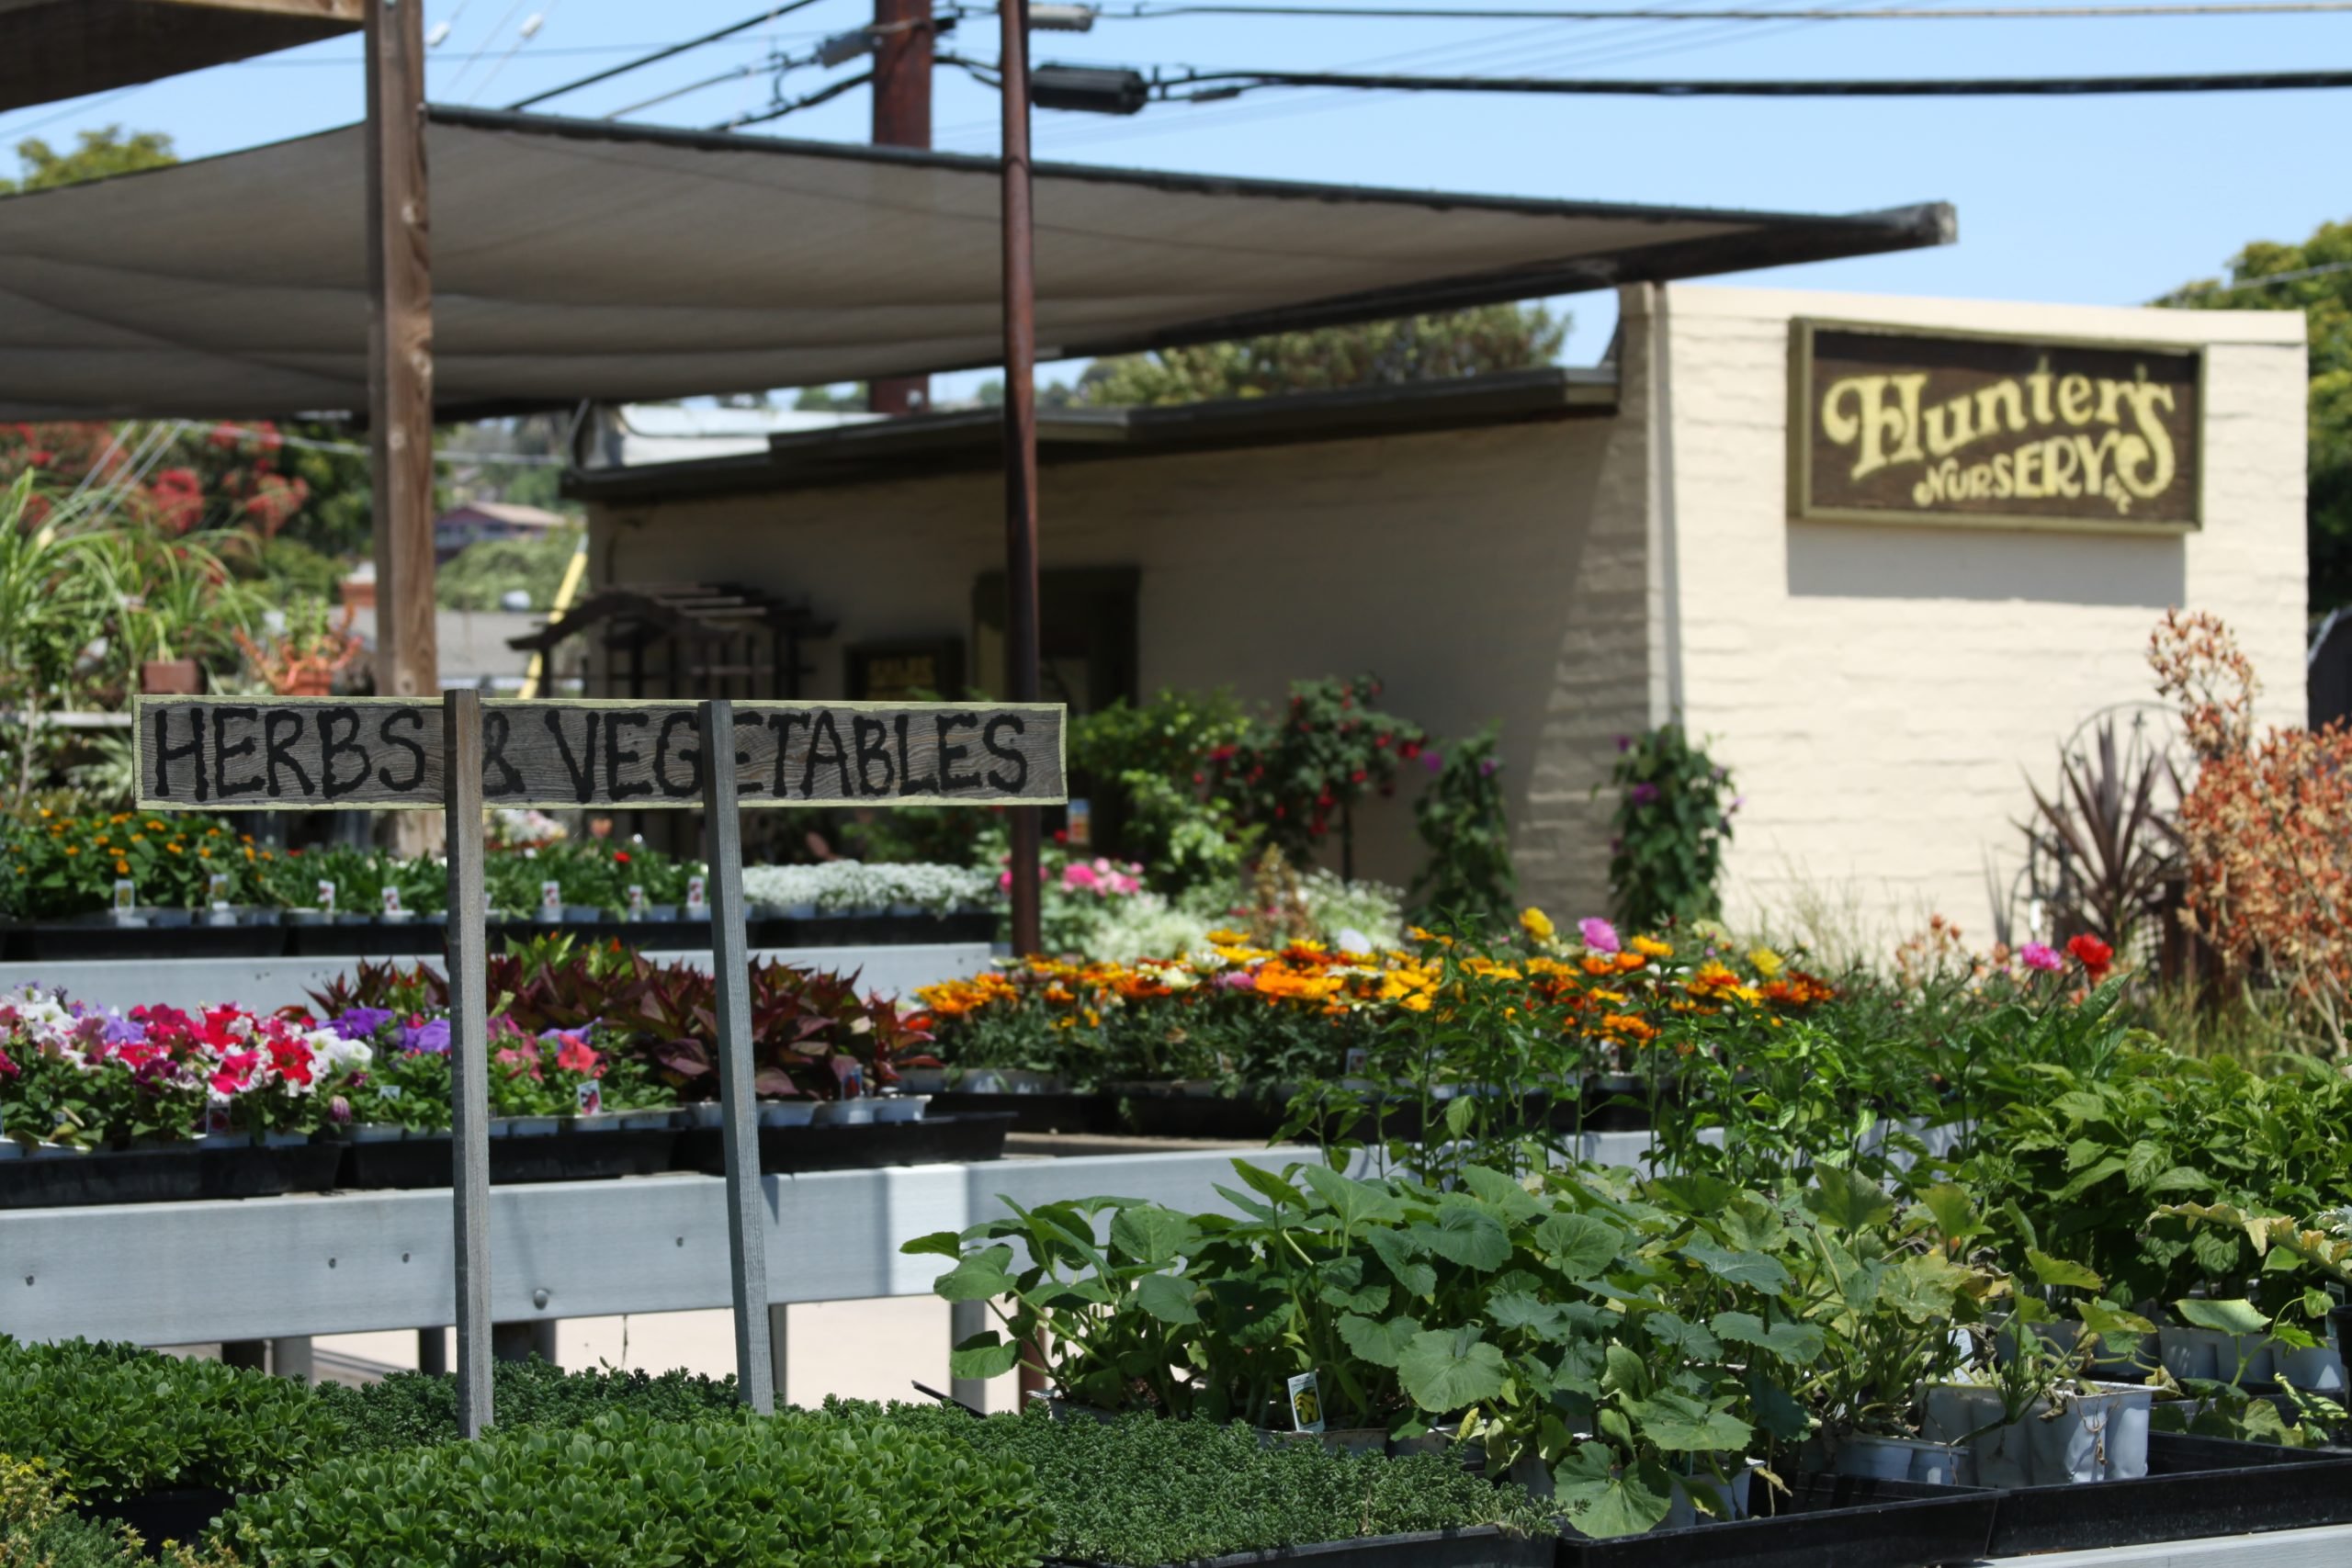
[233,600,360,696]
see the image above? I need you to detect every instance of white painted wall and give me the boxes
[1649,283,2308,952]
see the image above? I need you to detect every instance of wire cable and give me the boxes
[1088,1,2352,18]
[1157,63,2352,96]
[711,69,876,130]
[506,1,830,109]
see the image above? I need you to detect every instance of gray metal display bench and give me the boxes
[1979,1523,2352,1566]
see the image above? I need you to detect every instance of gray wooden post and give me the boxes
[444,687,493,1438]
[768,1303,790,1406]
[699,697,773,1411]
[950,1299,989,1412]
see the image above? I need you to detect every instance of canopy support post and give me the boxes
[1000,0,1044,959]
[367,0,439,855]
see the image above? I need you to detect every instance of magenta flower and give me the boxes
[1578,918,1621,954]
[1629,782,1661,807]
[2020,942,2064,974]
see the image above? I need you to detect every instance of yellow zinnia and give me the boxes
[1747,947,1785,977]
[1518,908,1555,942]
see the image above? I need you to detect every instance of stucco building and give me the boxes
[566,283,2308,945]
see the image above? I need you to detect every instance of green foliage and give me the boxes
[218,1405,1049,1568]
[1409,728,1515,932]
[0,128,175,195]
[1078,303,1566,406]
[2160,218,2352,611]
[240,536,346,602]
[0,1455,221,1568]
[1606,724,1736,931]
[885,1404,1547,1567]
[0,1339,344,1502]
[1209,676,1428,863]
[436,525,582,612]
[0,810,257,917]
[1069,690,1254,893]
[310,1359,741,1452]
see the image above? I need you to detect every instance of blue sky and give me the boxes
[3,1,2344,389]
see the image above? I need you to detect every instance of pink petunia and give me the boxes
[2019,942,2064,974]
[1578,918,1621,955]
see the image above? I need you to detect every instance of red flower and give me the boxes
[2065,932,2115,982]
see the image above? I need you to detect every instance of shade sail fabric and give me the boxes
[0,106,1951,419]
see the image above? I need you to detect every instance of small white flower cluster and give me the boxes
[740,860,1000,915]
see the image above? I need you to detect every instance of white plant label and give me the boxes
[1286,1371,1325,1434]
[575,1080,602,1116]
[540,880,562,912]
[207,873,231,908]
[112,878,136,912]
[381,886,403,916]
[316,879,336,913]
[626,884,646,916]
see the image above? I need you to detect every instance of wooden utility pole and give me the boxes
[868,0,933,417]
[999,0,1044,960]
[366,0,439,857]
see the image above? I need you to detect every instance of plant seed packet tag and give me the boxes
[316,880,336,913]
[575,1080,601,1117]
[112,878,135,912]
[685,874,707,913]
[626,885,646,917]
[1286,1371,1325,1434]
[1344,1048,1370,1077]
[208,873,232,909]
[833,1059,865,1099]
[541,880,563,913]
[381,886,403,916]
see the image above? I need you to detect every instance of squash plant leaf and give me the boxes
[2174,1297,2269,1337]
[1712,1312,1826,1365]
[934,1246,1018,1302]
[947,1331,1023,1380]
[1556,1446,1675,1540]
[1680,1238,1791,1292]
[1228,1160,1309,1212]
[1363,1227,1439,1299]
[1397,1328,1509,1412]
[1132,1272,1200,1326]
[1460,1165,1545,1221]
[1414,1204,1511,1271]
[2024,1249,2103,1292]
[1338,1312,1423,1369]
[1803,1165,1895,1232]
[1109,1205,1197,1267]
[1300,1164,1405,1232]
[1533,1213,1625,1277]
[1630,1390,1752,1453]
[1487,1291,1572,1340]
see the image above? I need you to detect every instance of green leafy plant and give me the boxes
[1408,728,1515,932]
[1605,723,1736,931]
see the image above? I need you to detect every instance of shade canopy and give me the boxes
[0,0,360,116]
[0,106,1953,419]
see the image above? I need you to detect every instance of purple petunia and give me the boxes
[332,1007,397,1043]
[1630,782,1661,807]
[400,1018,451,1055]
[98,1012,148,1046]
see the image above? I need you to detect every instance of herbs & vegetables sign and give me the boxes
[1791,321,2201,531]
[135,698,1067,810]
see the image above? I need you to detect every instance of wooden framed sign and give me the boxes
[134,697,1066,811]
[1790,320,2202,532]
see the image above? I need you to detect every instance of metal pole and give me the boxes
[999,0,1045,958]
[870,0,933,416]
[699,697,775,1412]
[367,0,440,856]
[443,688,493,1438]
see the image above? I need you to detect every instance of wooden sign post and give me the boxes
[135,694,1066,1432]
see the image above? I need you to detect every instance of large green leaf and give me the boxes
[1133,1272,1200,1325]
[1631,1390,1752,1453]
[1555,1447,1675,1540]
[1415,1204,1512,1271]
[1803,1165,1895,1232]
[2174,1298,2269,1336]
[1487,1291,1572,1340]
[2057,1156,2129,1201]
[1680,1238,1791,1292]
[1712,1312,1826,1365]
[1315,1255,1389,1314]
[1339,1312,1422,1369]
[1917,1183,1986,1244]
[1364,1226,1438,1299]
[1228,1159,1309,1211]
[1300,1164,1405,1233]
[1460,1165,1544,1220]
[1109,1205,1196,1267]
[1397,1328,1510,1412]
[2025,1249,2103,1292]
[933,1246,1017,1303]
[899,1230,967,1260]
[947,1331,1022,1380]
[1534,1213,1626,1277]
[1645,1312,1723,1363]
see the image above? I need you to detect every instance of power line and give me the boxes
[1087,0,2352,17]
[1156,63,2352,97]
[711,69,876,129]
[507,2,831,109]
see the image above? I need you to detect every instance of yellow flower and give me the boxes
[1747,947,1785,978]
[1518,907,1555,942]
[144,819,164,832]
[1632,936,1673,959]
[63,846,79,857]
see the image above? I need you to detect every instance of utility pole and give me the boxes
[868,0,933,416]
[365,0,439,854]
[999,0,1044,961]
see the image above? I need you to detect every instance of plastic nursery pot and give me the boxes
[956,1068,1064,1095]
[1918,1382,2151,1487]
[758,1101,818,1128]
[813,1099,878,1126]
[1555,1486,2001,1568]
[2158,1325,2273,1383]
[1980,1430,2352,1558]
[2270,1338,2348,1393]
[873,1094,930,1123]
[1833,1434,1974,1488]
[489,1116,561,1138]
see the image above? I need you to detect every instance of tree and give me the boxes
[1076,302,1567,407]
[2159,219,2352,614]
[0,126,175,194]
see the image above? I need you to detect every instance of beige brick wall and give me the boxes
[1653,284,2308,953]
[589,402,1652,908]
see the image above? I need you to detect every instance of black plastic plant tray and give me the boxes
[1089,1526,1554,1568]
[1116,1089,1294,1142]
[0,1141,341,1209]
[673,1111,1014,1175]
[1556,1486,1998,1568]
[16,919,288,961]
[334,1128,681,1189]
[749,911,997,949]
[76,1486,236,1556]
[1980,1430,2352,1557]
[928,1090,1121,1134]
[284,919,444,958]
